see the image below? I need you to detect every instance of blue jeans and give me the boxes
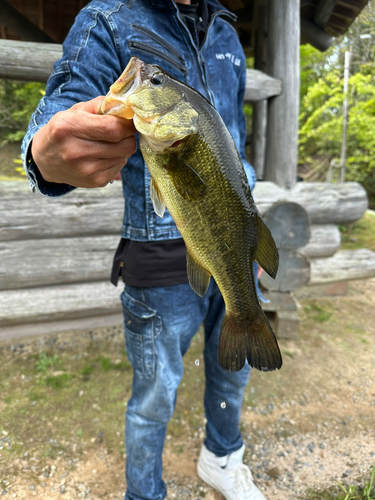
[121,280,251,500]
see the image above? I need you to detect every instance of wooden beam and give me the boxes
[301,17,333,51]
[299,224,341,258]
[244,69,282,102]
[0,180,124,241]
[0,39,62,81]
[38,0,44,31]
[264,0,300,189]
[309,249,375,284]
[315,0,337,27]
[251,5,268,179]
[0,236,119,290]
[0,0,54,43]
[252,181,368,224]
[0,39,282,102]
[0,313,124,343]
[0,282,122,327]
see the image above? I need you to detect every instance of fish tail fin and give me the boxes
[218,309,282,372]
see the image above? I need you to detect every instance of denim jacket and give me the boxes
[21,0,256,242]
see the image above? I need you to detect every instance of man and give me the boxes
[21,1,266,499]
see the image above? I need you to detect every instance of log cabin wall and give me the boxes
[0,0,373,340]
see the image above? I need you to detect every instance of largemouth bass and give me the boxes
[100,57,282,373]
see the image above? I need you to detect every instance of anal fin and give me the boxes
[186,250,211,297]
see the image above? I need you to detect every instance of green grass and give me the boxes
[35,352,62,372]
[340,211,375,252]
[307,466,375,499]
[303,302,334,322]
[0,331,207,470]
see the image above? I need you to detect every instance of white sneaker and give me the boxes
[197,444,267,500]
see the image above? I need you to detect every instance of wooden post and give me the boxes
[265,0,300,189]
[340,49,351,183]
[251,6,268,180]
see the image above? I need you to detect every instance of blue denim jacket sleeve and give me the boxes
[21,7,123,197]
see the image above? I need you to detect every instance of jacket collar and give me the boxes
[142,0,235,19]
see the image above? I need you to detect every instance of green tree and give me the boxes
[0,80,45,143]
[299,0,375,207]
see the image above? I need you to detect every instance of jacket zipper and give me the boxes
[200,10,237,48]
[131,24,187,73]
[198,10,238,105]
[129,41,188,76]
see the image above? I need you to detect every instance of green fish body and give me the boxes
[100,57,282,373]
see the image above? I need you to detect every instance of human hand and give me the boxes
[31,96,137,188]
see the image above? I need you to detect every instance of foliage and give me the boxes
[0,80,45,144]
[299,0,375,207]
[339,211,375,252]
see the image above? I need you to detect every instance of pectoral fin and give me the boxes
[166,153,206,201]
[255,214,279,279]
[186,250,211,297]
[150,177,166,218]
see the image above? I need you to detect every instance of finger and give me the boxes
[63,135,137,163]
[86,159,128,188]
[69,98,137,142]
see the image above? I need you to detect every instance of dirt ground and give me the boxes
[0,278,374,500]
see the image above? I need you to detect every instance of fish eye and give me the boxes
[151,74,163,85]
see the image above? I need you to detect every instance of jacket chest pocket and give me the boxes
[121,288,162,379]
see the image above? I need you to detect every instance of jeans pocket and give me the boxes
[121,287,159,379]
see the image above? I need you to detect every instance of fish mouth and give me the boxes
[99,57,143,119]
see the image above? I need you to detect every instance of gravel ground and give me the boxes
[1,278,374,500]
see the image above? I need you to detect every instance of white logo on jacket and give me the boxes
[215,53,241,66]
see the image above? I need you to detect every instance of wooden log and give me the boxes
[265,0,300,189]
[0,313,124,343]
[0,235,119,290]
[259,249,311,292]
[252,181,368,224]
[261,290,298,312]
[300,17,333,51]
[0,0,54,44]
[244,69,282,102]
[251,6,268,180]
[0,39,61,82]
[309,249,375,284]
[0,281,122,327]
[1,181,367,242]
[0,181,124,241]
[299,224,341,259]
[263,201,311,249]
[315,0,337,27]
[275,310,299,339]
[251,100,267,180]
[0,39,283,101]
[295,281,348,299]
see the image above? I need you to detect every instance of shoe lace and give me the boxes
[226,464,255,497]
